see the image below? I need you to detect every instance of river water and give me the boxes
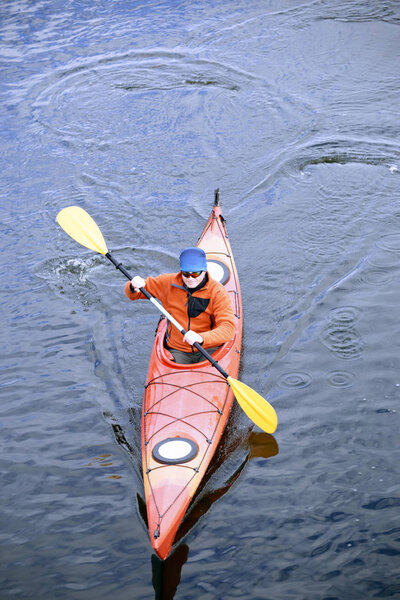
[1,1,400,599]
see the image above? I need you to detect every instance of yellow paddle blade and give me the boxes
[56,206,108,255]
[227,376,278,434]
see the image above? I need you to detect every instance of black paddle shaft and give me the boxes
[106,251,134,282]
[105,252,230,379]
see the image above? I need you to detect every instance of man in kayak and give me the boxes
[124,247,235,364]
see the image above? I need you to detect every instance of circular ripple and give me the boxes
[321,326,364,360]
[326,371,355,388]
[295,218,345,246]
[359,269,393,287]
[27,51,254,149]
[278,372,312,389]
[301,243,347,265]
[344,217,377,239]
[328,306,362,324]
[377,233,400,252]
[368,250,400,268]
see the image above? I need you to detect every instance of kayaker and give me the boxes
[124,247,235,364]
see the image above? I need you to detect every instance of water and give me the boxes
[1,1,400,598]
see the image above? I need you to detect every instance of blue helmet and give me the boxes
[179,247,207,272]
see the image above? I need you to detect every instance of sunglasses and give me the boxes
[181,270,203,278]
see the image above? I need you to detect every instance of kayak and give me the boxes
[141,192,243,559]
[56,199,276,561]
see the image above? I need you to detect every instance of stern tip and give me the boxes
[154,542,172,561]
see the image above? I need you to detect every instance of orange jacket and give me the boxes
[124,273,236,353]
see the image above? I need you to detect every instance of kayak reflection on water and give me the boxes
[111,396,278,600]
[111,417,278,600]
[149,429,278,600]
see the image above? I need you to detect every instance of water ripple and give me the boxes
[21,51,257,149]
[359,268,393,287]
[377,233,400,252]
[301,243,348,265]
[241,135,400,212]
[321,307,364,360]
[362,497,400,511]
[327,307,362,325]
[278,372,312,389]
[295,217,346,246]
[367,249,400,268]
[326,371,355,388]
[293,137,400,174]
[321,324,364,360]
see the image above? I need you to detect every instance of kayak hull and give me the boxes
[141,201,242,559]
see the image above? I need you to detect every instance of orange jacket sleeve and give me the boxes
[124,274,172,303]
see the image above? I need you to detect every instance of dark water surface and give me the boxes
[1,1,400,598]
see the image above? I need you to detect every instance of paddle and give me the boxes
[56,206,278,433]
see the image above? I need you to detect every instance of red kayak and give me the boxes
[141,192,243,559]
[56,198,277,560]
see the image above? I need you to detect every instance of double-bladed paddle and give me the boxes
[56,206,278,433]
